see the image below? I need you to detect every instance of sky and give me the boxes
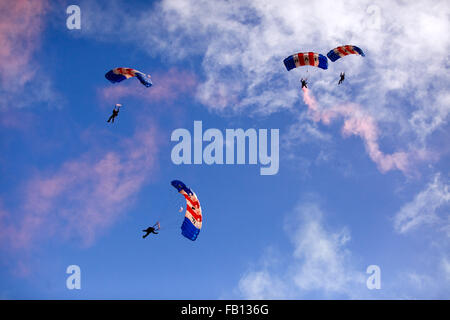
[0,0,449,299]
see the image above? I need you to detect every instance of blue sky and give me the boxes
[0,0,449,299]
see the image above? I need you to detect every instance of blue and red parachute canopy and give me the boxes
[105,67,152,87]
[283,52,328,71]
[171,180,202,241]
[326,45,365,62]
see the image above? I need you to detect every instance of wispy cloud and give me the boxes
[102,0,450,127]
[0,124,160,250]
[393,173,450,234]
[0,109,35,130]
[387,269,450,299]
[238,195,450,299]
[0,0,47,87]
[237,200,365,299]
[238,269,289,300]
[300,87,432,174]
[389,173,450,298]
[0,0,60,109]
[80,0,449,173]
[442,257,450,282]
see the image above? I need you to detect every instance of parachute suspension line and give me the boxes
[157,189,185,225]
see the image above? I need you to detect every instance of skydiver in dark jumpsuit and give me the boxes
[301,78,308,89]
[338,72,345,85]
[142,222,160,238]
[107,105,120,123]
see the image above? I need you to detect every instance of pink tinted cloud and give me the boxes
[0,125,160,250]
[100,68,197,106]
[0,109,35,131]
[302,87,428,174]
[0,0,48,90]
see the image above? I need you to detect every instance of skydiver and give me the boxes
[142,222,160,238]
[338,72,345,85]
[300,78,308,89]
[107,104,121,123]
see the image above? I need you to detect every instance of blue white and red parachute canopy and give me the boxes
[105,67,152,87]
[326,45,365,62]
[283,52,328,71]
[171,180,202,241]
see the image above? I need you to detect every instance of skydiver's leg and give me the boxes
[107,115,113,122]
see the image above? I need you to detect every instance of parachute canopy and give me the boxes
[284,52,328,71]
[105,67,152,87]
[327,45,365,62]
[171,180,202,241]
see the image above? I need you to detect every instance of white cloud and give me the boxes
[0,0,61,109]
[78,0,450,174]
[409,92,450,144]
[388,173,450,298]
[441,257,450,282]
[146,0,449,133]
[393,173,450,234]
[287,203,363,294]
[237,197,450,299]
[388,269,450,299]
[237,201,365,299]
[83,2,449,107]
[238,270,288,299]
